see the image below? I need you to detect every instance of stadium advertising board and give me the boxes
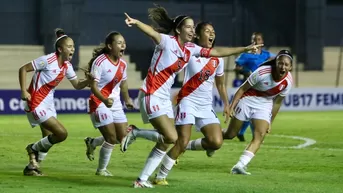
[0,88,342,114]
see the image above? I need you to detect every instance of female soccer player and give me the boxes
[19,28,92,176]
[120,5,262,188]
[235,32,275,142]
[223,50,293,175]
[83,31,134,176]
[153,21,230,185]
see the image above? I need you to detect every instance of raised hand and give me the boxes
[124,12,138,27]
[245,43,264,53]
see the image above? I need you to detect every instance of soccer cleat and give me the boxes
[120,125,139,153]
[84,137,96,161]
[133,180,154,188]
[23,166,43,176]
[231,165,251,175]
[153,177,169,186]
[95,169,113,176]
[206,149,216,157]
[237,135,245,142]
[26,144,39,169]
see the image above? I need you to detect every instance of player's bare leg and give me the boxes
[223,117,244,140]
[186,124,223,157]
[154,124,192,185]
[231,119,268,175]
[133,117,176,188]
[24,117,68,176]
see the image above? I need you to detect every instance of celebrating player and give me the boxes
[19,28,92,176]
[223,50,293,175]
[235,32,275,142]
[153,21,230,185]
[83,31,134,176]
[120,5,263,188]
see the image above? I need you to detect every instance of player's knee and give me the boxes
[55,129,68,142]
[208,137,223,150]
[252,129,266,142]
[104,134,117,145]
[177,136,190,150]
[164,133,178,144]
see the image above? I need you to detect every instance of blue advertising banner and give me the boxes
[1,88,343,115]
[0,89,140,114]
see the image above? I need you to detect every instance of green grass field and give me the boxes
[0,112,342,193]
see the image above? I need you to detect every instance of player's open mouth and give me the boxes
[208,37,214,45]
[187,34,193,39]
[68,53,73,60]
[119,49,125,56]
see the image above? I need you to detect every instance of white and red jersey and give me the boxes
[177,56,224,107]
[27,53,77,111]
[140,34,211,99]
[89,54,127,112]
[241,65,293,110]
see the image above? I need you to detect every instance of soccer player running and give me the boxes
[19,28,92,176]
[120,4,262,188]
[152,21,230,185]
[83,31,134,176]
[223,50,293,175]
[235,32,275,142]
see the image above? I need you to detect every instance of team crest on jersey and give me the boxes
[211,60,217,68]
[279,84,285,90]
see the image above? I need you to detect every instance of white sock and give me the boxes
[236,150,255,168]
[38,152,48,162]
[138,147,166,181]
[156,154,176,179]
[186,138,204,150]
[97,141,114,171]
[92,136,105,148]
[135,129,164,143]
[32,136,53,152]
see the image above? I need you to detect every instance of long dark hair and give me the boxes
[87,31,121,72]
[148,4,191,35]
[194,21,216,47]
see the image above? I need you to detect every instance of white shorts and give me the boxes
[139,91,174,124]
[174,102,220,132]
[90,107,127,129]
[26,103,57,128]
[234,100,272,124]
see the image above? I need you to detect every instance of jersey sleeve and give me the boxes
[235,53,247,67]
[31,55,48,71]
[65,62,77,80]
[187,43,211,58]
[279,79,292,97]
[216,58,225,76]
[156,33,170,50]
[91,61,103,82]
[247,69,262,86]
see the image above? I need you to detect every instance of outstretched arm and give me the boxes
[124,13,161,45]
[210,44,263,58]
